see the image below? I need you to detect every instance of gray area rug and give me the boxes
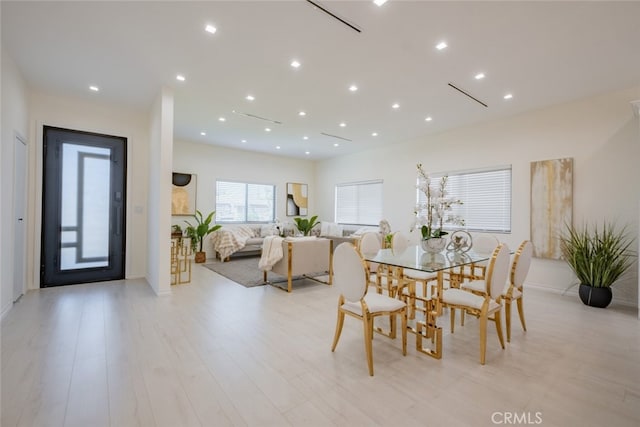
[202,256,329,289]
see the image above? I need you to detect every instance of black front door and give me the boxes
[41,126,127,287]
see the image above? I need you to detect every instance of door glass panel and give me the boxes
[60,143,110,270]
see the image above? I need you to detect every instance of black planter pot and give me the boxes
[578,284,613,308]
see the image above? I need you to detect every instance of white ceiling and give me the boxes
[3,1,640,160]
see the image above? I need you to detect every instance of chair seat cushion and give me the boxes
[461,280,486,293]
[404,269,437,281]
[342,293,406,315]
[401,285,434,300]
[442,288,500,312]
[503,287,522,300]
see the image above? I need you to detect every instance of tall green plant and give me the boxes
[184,210,222,252]
[293,215,319,236]
[559,222,636,288]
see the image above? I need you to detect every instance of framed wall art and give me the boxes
[530,158,573,259]
[172,172,197,216]
[286,182,308,216]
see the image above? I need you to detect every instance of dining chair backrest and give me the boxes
[511,240,533,290]
[391,231,409,253]
[472,233,500,255]
[359,232,381,272]
[486,243,511,299]
[359,231,381,255]
[333,242,369,302]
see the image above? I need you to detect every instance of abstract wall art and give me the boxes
[530,158,573,259]
[286,182,308,216]
[172,172,197,216]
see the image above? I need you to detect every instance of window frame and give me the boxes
[335,179,383,226]
[215,180,276,224]
[417,165,512,234]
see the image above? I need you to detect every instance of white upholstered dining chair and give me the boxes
[502,240,533,342]
[466,233,500,280]
[442,243,510,364]
[358,231,387,293]
[330,242,407,376]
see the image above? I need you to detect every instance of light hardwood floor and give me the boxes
[2,264,639,427]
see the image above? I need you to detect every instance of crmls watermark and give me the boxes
[491,411,543,425]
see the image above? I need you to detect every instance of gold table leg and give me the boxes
[411,271,444,359]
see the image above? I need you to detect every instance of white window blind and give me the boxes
[335,180,383,226]
[418,166,511,233]
[216,180,275,223]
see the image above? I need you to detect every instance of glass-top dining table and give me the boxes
[364,245,494,359]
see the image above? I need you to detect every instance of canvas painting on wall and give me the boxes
[530,158,573,259]
[172,172,197,216]
[286,182,308,216]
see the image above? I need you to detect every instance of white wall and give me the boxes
[1,47,30,318]
[147,88,173,296]
[317,85,640,306]
[27,91,150,288]
[172,140,316,259]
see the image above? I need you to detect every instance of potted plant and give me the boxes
[559,222,636,308]
[293,215,319,236]
[184,210,222,263]
[171,224,183,239]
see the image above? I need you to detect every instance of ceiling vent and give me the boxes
[306,0,361,33]
[232,111,282,125]
[448,83,488,108]
[321,132,352,142]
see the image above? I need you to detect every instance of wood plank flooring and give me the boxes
[2,264,639,427]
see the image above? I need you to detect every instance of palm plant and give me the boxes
[184,210,222,253]
[293,215,319,236]
[559,222,635,288]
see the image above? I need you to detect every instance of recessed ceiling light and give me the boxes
[303,136,309,140]
[374,0,388,6]
[89,85,99,92]
[246,95,255,101]
[333,143,340,147]
[218,117,226,122]
[276,146,281,150]
[176,74,186,81]
[205,24,217,34]
[436,41,448,50]
[299,111,306,116]
[241,139,247,143]
[265,127,271,132]
[339,122,346,127]
[504,93,513,100]
[349,84,358,92]
[372,132,378,136]
[290,59,301,68]
[475,73,485,80]
[392,103,400,109]
[425,116,433,122]
[305,151,310,155]
[200,131,206,136]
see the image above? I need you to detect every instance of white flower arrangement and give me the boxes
[414,163,465,238]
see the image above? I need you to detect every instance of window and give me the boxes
[418,166,511,233]
[335,180,383,226]
[215,181,275,223]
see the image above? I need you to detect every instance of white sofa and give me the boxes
[211,224,274,261]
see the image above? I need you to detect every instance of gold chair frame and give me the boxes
[503,240,533,342]
[331,243,407,376]
[442,244,509,364]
